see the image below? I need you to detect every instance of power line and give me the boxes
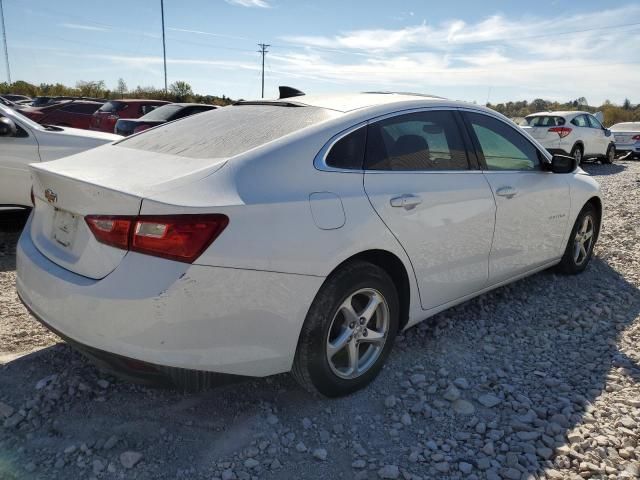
[258,43,269,98]
[0,0,10,83]
[160,0,167,93]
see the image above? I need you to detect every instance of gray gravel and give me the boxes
[1,160,639,479]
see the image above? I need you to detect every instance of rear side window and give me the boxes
[325,127,366,170]
[525,116,565,127]
[466,112,540,171]
[99,101,126,113]
[118,104,337,158]
[571,115,588,127]
[365,110,469,171]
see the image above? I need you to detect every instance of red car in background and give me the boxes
[18,101,104,130]
[90,99,170,133]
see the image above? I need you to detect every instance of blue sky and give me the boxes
[1,0,639,104]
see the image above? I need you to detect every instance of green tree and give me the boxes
[75,80,106,98]
[116,78,127,99]
[623,98,632,110]
[169,81,193,102]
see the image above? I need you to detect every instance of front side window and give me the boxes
[365,110,469,171]
[466,112,540,171]
[587,115,603,129]
[571,115,589,128]
[325,126,366,170]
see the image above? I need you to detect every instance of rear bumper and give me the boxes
[16,219,323,377]
[614,143,640,153]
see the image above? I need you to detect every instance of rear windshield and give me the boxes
[98,101,126,113]
[139,104,183,121]
[117,104,337,158]
[524,116,565,127]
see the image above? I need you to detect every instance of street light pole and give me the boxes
[160,0,167,93]
[0,0,11,84]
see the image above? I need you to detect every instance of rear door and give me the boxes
[570,114,595,154]
[363,109,496,310]
[461,110,570,284]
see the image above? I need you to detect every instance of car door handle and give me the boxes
[390,194,422,209]
[496,186,517,199]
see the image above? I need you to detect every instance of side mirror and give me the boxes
[0,117,17,137]
[549,154,577,174]
[604,129,612,137]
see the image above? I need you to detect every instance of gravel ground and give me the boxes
[1,160,639,480]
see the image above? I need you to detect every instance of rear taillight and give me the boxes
[133,124,151,134]
[548,127,572,138]
[632,135,640,140]
[86,216,134,250]
[85,214,228,263]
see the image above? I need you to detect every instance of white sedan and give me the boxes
[16,92,602,397]
[0,104,119,208]
[610,122,640,158]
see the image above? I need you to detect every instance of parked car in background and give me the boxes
[610,122,640,158]
[1,94,32,104]
[29,96,107,108]
[90,99,170,133]
[0,103,119,208]
[115,103,217,136]
[520,111,615,164]
[18,101,103,130]
[15,92,602,397]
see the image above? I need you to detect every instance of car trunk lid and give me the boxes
[29,144,227,279]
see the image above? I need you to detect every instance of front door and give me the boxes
[462,111,570,284]
[363,109,496,310]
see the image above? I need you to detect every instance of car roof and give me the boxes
[112,99,171,104]
[261,92,452,113]
[527,111,590,117]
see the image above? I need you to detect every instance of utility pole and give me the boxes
[0,0,10,84]
[160,0,167,93]
[258,43,269,98]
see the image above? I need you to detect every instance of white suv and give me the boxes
[521,111,615,164]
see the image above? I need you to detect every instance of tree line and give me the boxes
[0,79,234,106]
[2,80,638,126]
[487,97,639,126]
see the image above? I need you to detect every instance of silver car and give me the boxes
[611,122,640,158]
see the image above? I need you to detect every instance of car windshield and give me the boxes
[139,104,183,121]
[611,122,640,131]
[524,115,565,127]
[117,104,339,159]
[0,103,44,130]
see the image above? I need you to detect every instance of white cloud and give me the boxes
[273,5,640,104]
[225,0,270,8]
[59,23,109,32]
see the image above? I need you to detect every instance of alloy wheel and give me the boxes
[573,214,594,266]
[326,288,390,379]
[574,148,582,164]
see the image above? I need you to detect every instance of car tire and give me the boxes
[556,203,599,275]
[570,144,583,165]
[602,145,615,164]
[292,261,399,397]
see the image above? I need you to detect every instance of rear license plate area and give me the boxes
[52,209,78,249]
